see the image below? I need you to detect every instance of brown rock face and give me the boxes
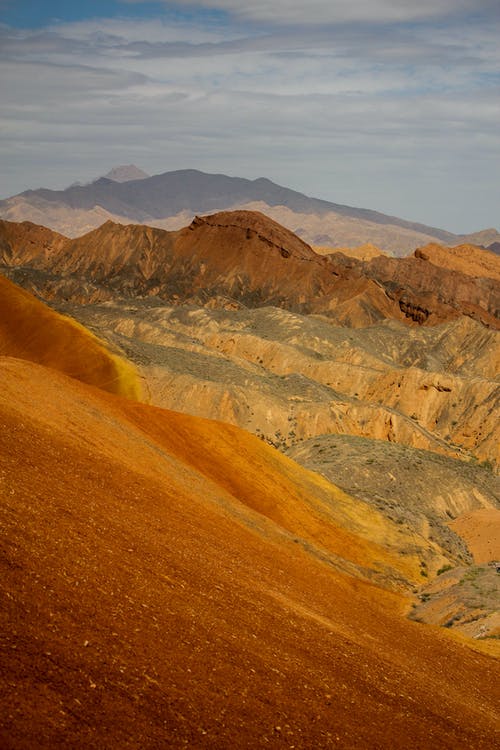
[1,213,498,469]
[413,243,500,281]
[2,213,499,330]
[0,219,66,266]
[332,243,500,328]
[0,213,406,321]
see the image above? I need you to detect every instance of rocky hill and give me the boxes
[1,213,499,476]
[64,300,499,469]
[2,212,498,329]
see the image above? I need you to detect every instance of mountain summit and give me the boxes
[102,165,150,183]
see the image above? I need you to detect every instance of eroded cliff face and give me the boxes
[3,212,499,329]
[1,216,499,750]
[65,302,499,470]
[331,242,500,328]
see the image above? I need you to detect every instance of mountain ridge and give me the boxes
[2,211,499,329]
[4,168,495,253]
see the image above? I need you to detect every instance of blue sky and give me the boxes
[1,0,499,232]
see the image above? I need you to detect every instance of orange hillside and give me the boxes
[0,273,140,398]
[0,356,498,748]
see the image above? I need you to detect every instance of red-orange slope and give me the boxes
[0,273,141,398]
[0,357,498,749]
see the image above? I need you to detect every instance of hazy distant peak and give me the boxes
[102,165,150,183]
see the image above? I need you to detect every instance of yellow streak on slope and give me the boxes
[123,399,425,585]
[0,273,141,399]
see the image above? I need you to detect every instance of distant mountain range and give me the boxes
[2,166,499,255]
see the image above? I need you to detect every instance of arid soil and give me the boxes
[287,434,500,567]
[410,565,500,640]
[314,242,386,260]
[0,274,140,398]
[1,357,499,748]
[450,508,500,564]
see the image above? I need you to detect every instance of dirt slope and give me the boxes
[415,243,500,282]
[1,357,499,749]
[332,244,500,328]
[0,273,141,399]
[450,509,500,564]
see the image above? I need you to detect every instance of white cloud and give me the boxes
[0,5,499,232]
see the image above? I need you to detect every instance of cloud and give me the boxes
[0,5,499,231]
[124,0,500,25]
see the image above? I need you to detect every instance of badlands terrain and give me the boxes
[0,207,499,747]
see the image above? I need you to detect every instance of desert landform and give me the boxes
[0,177,499,748]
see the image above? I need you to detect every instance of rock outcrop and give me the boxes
[1,214,498,468]
[2,214,499,329]
[331,243,500,328]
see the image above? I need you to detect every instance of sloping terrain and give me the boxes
[1,357,499,748]
[1,213,498,468]
[0,168,480,253]
[331,244,500,328]
[450,508,500,564]
[1,211,499,746]
[0,215,411,323]
[414,243,500,282]
[103,165,150,183]
[0,273,140,399]
[409,564,500,639]
[314,242,386,260]
[287,434,499,567]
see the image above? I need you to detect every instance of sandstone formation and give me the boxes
[313,242,386,260]
[409,564,500,640]
[2,213,499,330]
[414,242,500,282]
[287,434,500,568]
[330,243,500,328]
[1,215,499,746]
[64,301,499,469]
[1,213,498,470]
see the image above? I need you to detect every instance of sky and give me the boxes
[1,1,499,233]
